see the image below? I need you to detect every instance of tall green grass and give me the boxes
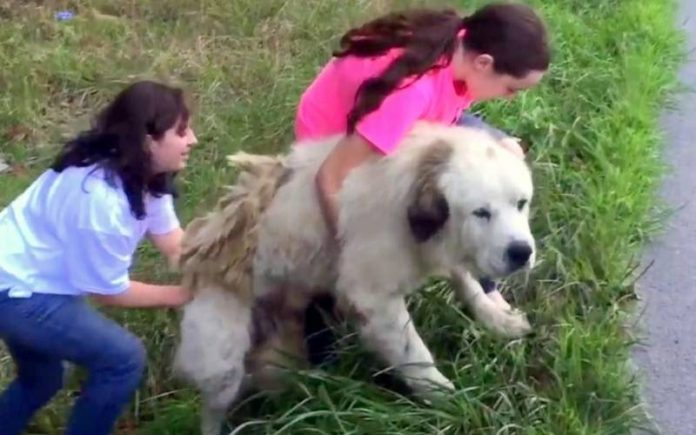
[0,0,683,433]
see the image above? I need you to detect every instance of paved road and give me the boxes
[633,1,696,434]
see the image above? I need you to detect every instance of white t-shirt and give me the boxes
[0,164,180,297]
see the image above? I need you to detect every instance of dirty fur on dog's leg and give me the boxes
[342,290,454,398]
[197,366,248,435]
[450,267,531,337]
[201,406,226,435]
[173,286,252,435]
[200,381,241,435]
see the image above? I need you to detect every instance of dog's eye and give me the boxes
[473,208,491,220]
[517,199,528,211]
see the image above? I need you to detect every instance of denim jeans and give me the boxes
[0,291,146,435]
[456,111,512,294]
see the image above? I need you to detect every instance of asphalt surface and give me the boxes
[632,2,696,434]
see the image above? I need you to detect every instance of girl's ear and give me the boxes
[145,134,157,151]
[473,53,495,72]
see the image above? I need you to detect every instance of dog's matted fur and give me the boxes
[173,122,537,434]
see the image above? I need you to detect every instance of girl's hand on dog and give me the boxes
[499,137,526,159]
[165,285,194,307]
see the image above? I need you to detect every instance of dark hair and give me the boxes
[51,80,190,220]
[334,2,550,133]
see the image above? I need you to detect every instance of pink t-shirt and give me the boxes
[294,48,474,154]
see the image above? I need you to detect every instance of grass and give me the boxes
[0,0,685,433]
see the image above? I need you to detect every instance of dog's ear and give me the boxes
[408,188,449,242]
[407,141,453,242]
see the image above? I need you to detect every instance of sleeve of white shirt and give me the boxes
[64,226,133,295]
[147,194,180,235]
[61,184,136,296]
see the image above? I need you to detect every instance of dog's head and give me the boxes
[406,124,535,280]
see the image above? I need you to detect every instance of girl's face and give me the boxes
[452,46,546,102]
[148,117,198,173]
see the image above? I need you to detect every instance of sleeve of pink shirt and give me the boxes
[354,80,432,154]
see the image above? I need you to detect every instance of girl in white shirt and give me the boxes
[0,80,197,435]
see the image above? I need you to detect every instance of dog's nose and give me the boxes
[506,241,532,269]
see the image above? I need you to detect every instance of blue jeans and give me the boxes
[0,291,146,435]
[457,111,511,294]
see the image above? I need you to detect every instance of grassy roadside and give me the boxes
[0,0,684,433]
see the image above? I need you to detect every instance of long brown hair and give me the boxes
[334,2,550,134]
[51,81,190,220]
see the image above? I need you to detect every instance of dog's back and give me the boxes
[252,137,342,295]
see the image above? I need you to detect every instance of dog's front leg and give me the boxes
[339,289,454,398]
[450,267,531,337]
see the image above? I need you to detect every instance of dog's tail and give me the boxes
[178,151,289,302]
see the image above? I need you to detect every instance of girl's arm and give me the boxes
[315,133,381,238]
[90,280,191,308]
[100,225,189,309]
[148,227,184,268]
[313,79,432,238]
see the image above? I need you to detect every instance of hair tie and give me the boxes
[458,16,468,38]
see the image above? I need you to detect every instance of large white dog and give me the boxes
[173,122,537,434]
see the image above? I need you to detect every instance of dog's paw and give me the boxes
[473,299,532,338]
[486,308,532,338]
[404,368,455,400]
[486,290,512,311]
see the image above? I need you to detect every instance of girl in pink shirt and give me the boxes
[296,2,550,314]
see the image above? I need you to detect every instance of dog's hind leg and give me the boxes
[173,285,252,435]
[200,370,246,435]
[450,267,531,337]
